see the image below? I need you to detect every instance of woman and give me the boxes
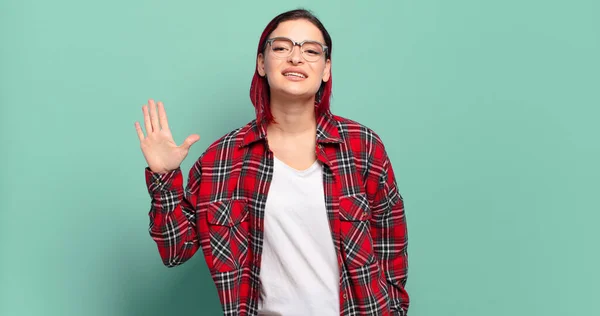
[134,9,409,316]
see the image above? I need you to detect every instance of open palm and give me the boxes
[134,99,200,174]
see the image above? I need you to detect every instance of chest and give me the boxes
[199,141,377,273]
[199,141,371,223]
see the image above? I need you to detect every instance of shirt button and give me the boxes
[343,293,347,300]
[362,211,368,218]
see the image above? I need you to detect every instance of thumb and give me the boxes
[181,134,200,150]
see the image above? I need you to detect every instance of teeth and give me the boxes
[284,72,306,78]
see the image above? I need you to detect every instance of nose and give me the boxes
[288,44,303,64]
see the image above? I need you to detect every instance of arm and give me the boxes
[145,160,202,267]
[369,147,410,315]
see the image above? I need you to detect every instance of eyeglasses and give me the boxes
[265,37,328,62]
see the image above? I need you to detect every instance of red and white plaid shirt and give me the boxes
[145,111,409,315]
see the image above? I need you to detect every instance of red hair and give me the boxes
[249,9,333,124]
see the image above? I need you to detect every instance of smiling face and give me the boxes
[257,19,331,102]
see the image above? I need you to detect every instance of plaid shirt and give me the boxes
[145,111,409,315]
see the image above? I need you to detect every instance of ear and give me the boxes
[257,53,266,77]
[322,59,331,82]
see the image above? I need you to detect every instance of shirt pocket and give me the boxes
[206,198,250,273]
[339,193,376,269]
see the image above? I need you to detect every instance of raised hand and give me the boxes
[134,99,200,174]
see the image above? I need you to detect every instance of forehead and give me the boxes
[269,19,325,43]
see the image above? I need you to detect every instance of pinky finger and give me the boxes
[135,122,145,141]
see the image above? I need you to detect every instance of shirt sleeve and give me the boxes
[145,161,202,267]
[369,145,410,315]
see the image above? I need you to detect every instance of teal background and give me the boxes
[1,0,599,315]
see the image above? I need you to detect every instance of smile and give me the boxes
[283,72,307,79]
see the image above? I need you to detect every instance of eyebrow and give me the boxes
[269,35,325,43]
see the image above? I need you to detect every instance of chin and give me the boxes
[280,84,320,98]
[279,88,316,100]
[267,76,320,100]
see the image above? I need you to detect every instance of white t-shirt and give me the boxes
[257,156,340,316]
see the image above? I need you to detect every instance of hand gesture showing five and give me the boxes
[134,99,200,174]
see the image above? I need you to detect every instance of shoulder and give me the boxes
[197,119,257,164]
[332,114,388,153]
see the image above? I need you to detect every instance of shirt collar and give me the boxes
[239,110,343,148]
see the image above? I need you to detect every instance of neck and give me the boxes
[267,95,317,136]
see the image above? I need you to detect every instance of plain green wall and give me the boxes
[1,0,599,315]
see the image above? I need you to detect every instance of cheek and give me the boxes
[315,63,328,78]
[264,58,280,75]
[312,65,326,85]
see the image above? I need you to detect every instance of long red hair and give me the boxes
[249,9,333,124]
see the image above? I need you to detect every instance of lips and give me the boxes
[284,72,306,78]
[282,68,308,79]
